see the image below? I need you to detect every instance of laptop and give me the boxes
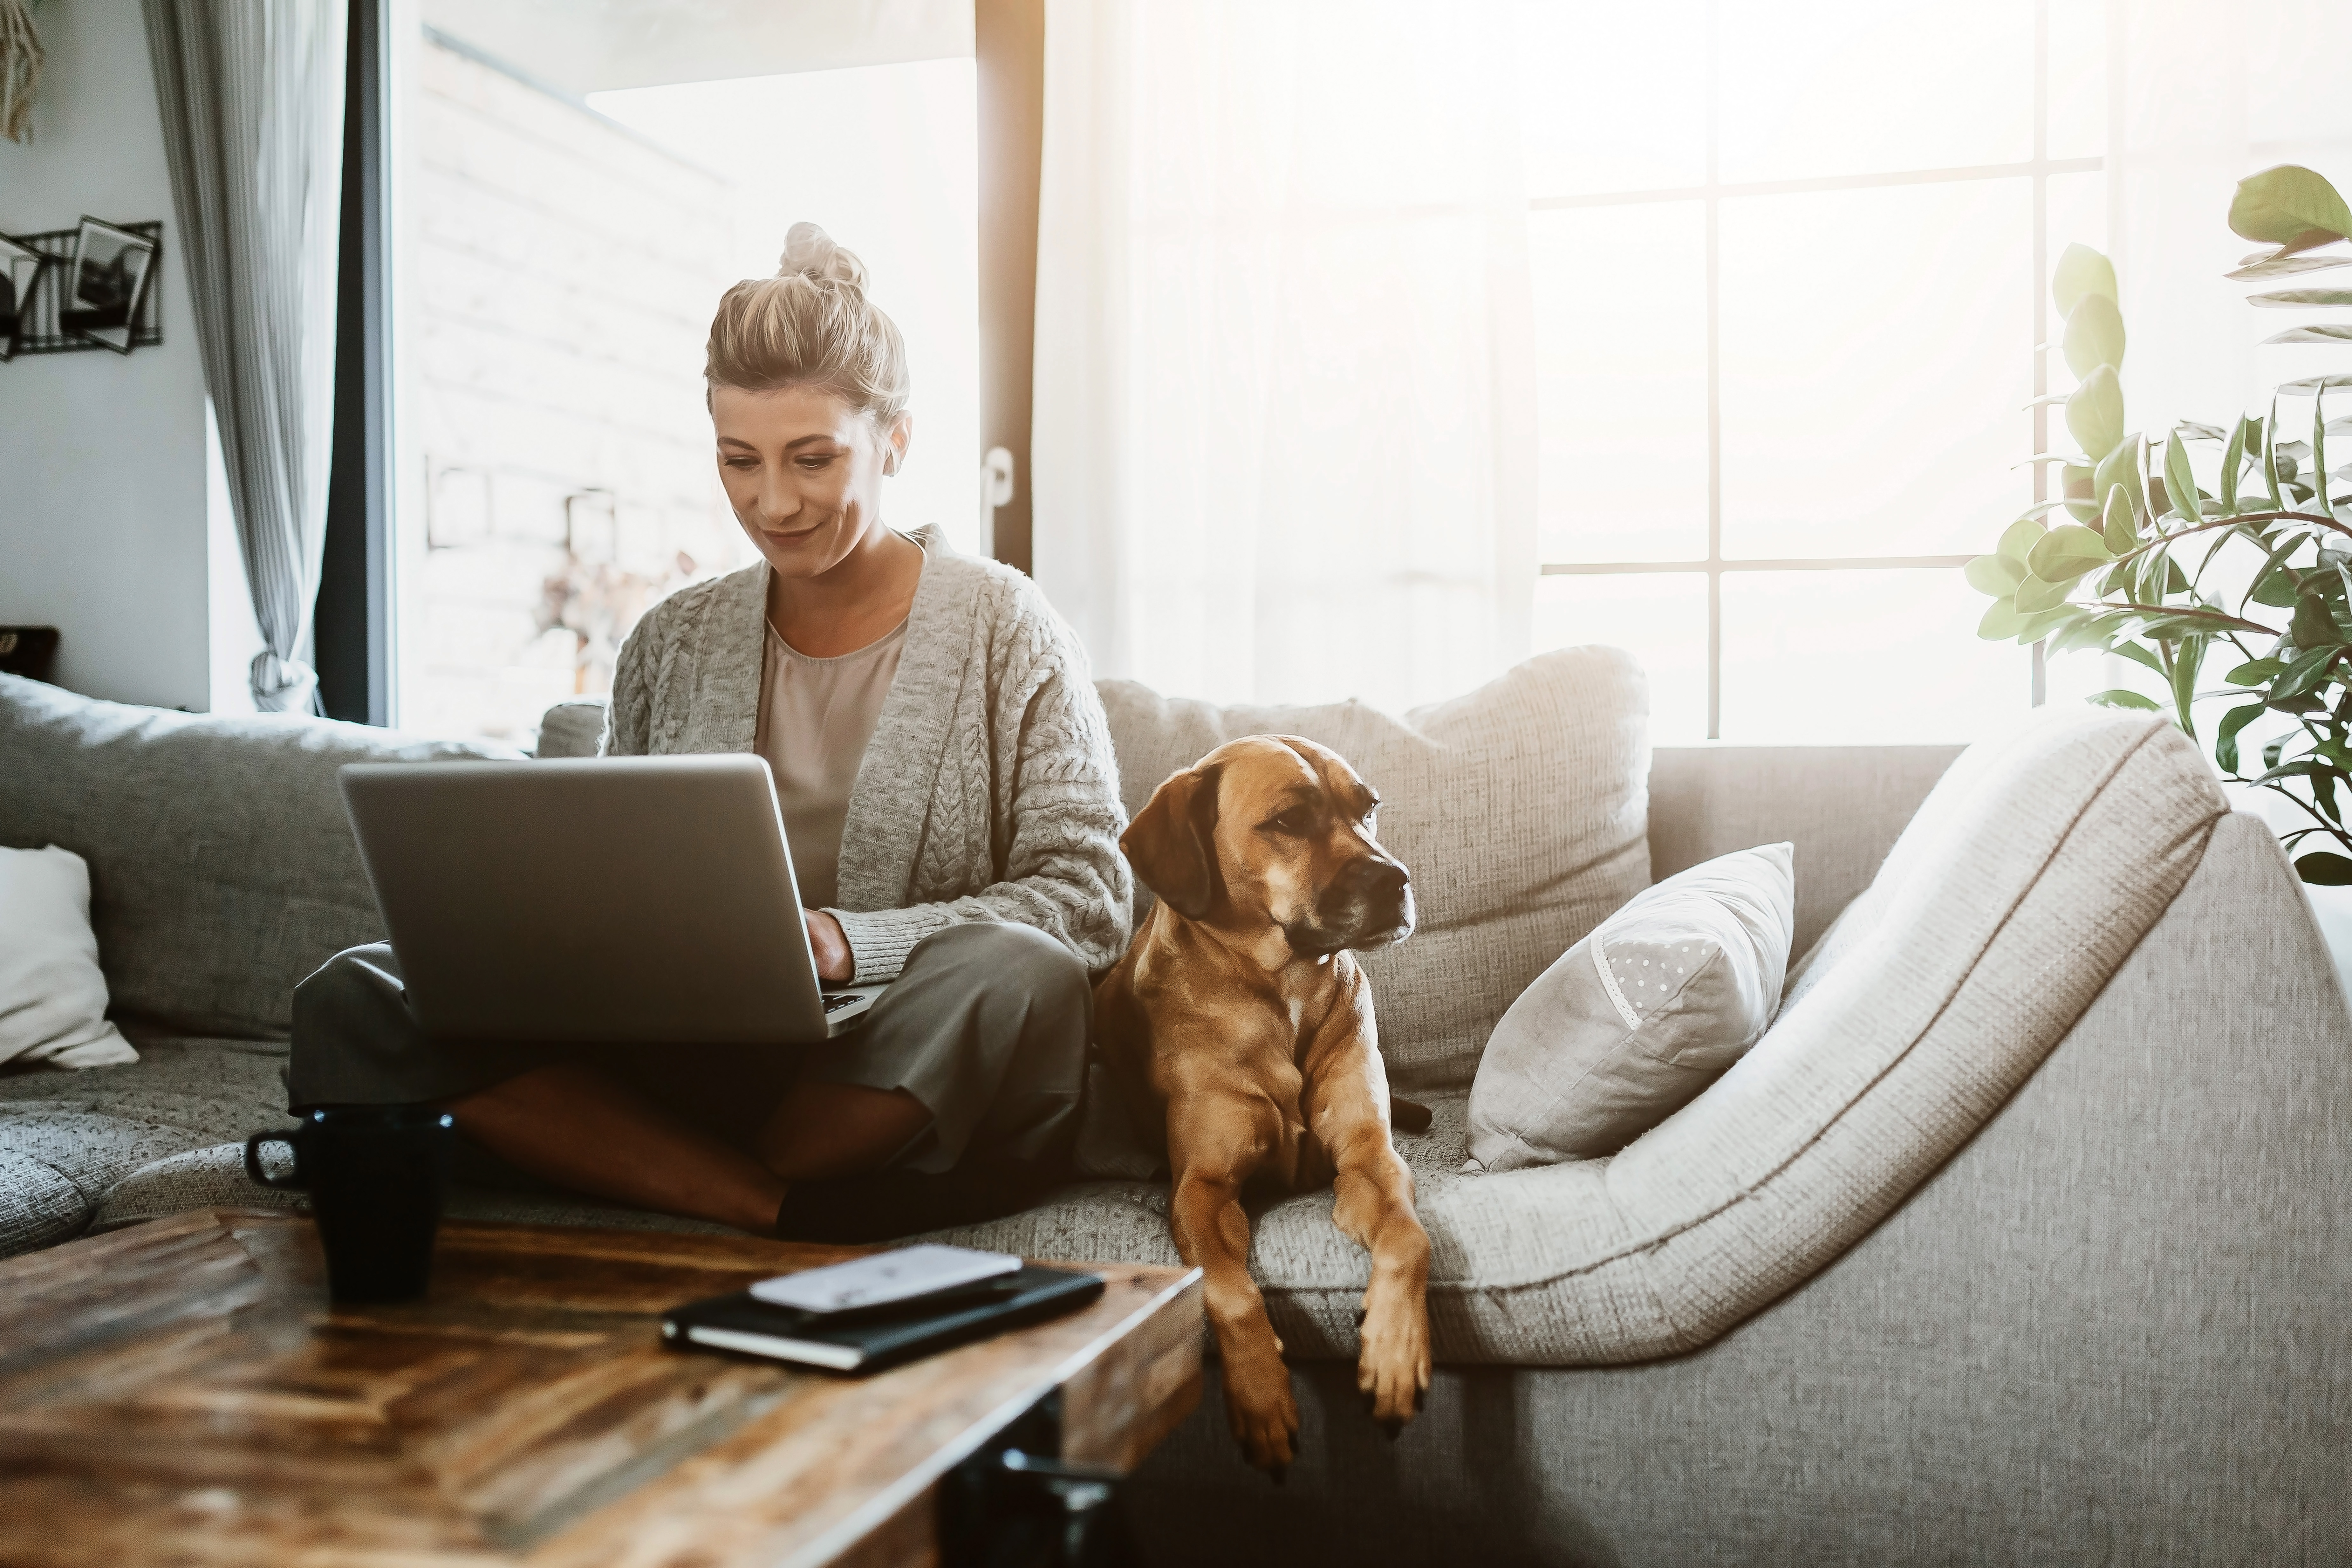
[337,755,885,1044]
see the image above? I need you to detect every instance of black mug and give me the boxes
[245,1106,456,1303]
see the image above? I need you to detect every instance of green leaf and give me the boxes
[2061,461,2098,522]
[1997,517,2047,564]
[2088,688,2161,710]
[2176,421,2229,442]
[2226,656,2284,685]
[2113,640,2164,674]
[1965,553,2027,596]
[2256,758,2337,787]
[2014,606,2082,645]
[2219,415,2249,513]
[2048,610,2121,654]
[2028,523,2113,583]
[2101,484,2140,554]
[2229,253,2352,280]
[2275,643,2343,699]
[2161,431,2199,523]
[2280,374,2352,392]
[2215,701,2267,773]
[2052,243,2119,314]
[2171,634,2205,736]
[2066,365,2125,461]
[2248,288,2352,307]
[2062,292,2127,377]
[2318,388,2339,523]
[2092,435,2148,531]
[2014,573,2075,613]
[2244,530,2308,610]
[2228,165,2352,255]
[2266,390,2287,508]
[2262,325,2352,345]
[1977,599,2026,640]
[2295,851,2352,886]
[2290,591,2342,652]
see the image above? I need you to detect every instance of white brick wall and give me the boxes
[402,38,751,745]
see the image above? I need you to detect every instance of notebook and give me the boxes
[661,1264,1105,1373]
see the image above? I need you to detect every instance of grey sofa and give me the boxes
[3,669,2346,1565]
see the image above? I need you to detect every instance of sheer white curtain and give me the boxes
[144,0,345,713]
[1031,0,1535,710]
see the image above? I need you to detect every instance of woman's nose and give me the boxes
[757,465,801,526]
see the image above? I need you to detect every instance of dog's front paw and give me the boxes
[1357,1287,1431,1432]
[1223,1356,1300,1472]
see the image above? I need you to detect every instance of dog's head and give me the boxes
[1121,735,1414,957]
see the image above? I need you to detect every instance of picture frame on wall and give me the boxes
[0,234,43,362]
[58,217,156,355]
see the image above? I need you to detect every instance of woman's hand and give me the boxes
[805,910,854,984]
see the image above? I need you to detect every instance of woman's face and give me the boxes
[711,384,912,580]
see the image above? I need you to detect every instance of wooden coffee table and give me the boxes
[0,1208,1203,1566]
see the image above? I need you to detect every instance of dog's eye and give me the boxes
[1266,809,1311,836]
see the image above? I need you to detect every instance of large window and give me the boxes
[1522,0,2107,743]
[388,5,981,746]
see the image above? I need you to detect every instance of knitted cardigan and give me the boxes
[598,535,1134,984]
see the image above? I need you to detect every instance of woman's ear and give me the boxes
[1120,764,1222,921]
[882,410,913,477]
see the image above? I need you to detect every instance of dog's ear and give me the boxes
[1121,763,1223,921]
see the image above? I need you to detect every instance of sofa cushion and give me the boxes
[0,1033,294,1256]
[923,712,2229,1364]
[1096,648,1651,1091]
[536,698,607,759]
[1465,841,1795,1170]
[0,846,138,1069]
[0,674,516,1038]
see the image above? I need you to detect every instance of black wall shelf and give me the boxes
[5,221,165,356]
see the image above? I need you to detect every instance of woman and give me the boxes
[289,226,1133,1241]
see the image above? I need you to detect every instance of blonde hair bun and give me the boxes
[777,222,869,290]
[706,223,908,420]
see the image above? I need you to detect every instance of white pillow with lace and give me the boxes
[0,845,139,1069]
[1467,842,1793,1171]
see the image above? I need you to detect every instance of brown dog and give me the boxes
[1095,734,1432,1471]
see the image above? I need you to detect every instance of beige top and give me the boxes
[754,617,907,910]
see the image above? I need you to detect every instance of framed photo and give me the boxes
[58,217,157,355]
[0,234,42,362]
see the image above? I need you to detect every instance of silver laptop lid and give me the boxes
[338,755,846,1045]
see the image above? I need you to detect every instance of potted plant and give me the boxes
[1969,165,2352,884]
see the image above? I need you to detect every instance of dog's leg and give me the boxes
[1302,976,1432,1432]
[1166,1097,1296,1473]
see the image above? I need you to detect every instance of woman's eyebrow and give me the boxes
[783,434,842,449]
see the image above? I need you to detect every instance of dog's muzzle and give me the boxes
[1289,856,1417,955]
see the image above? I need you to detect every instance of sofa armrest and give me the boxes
[1649,743,1963,953]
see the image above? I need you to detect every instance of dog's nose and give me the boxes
[1335,856,1409,903]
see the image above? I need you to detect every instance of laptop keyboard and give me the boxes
[821,994,860,1013]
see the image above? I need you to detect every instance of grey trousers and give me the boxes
[286,921,1093,1229]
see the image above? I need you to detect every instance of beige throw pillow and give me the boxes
[0,845,139,1070]
[1466,842,1794,1170]
[1095,648,1652,1093]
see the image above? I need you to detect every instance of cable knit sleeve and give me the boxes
[597,609,658,757]
[827,581,1134,982]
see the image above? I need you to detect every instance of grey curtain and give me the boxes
[143,1,345,713]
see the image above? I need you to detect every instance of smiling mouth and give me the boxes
[762,522,826,545]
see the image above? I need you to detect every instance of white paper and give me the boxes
[750,1244,1022,1315]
